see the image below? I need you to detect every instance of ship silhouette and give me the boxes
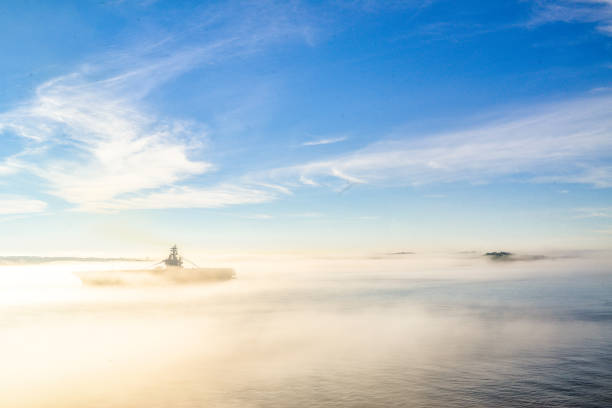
[75,245,235,286]
[164,245,183,267]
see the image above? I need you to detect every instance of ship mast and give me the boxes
[164,244,183,267]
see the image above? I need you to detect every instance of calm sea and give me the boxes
[1,258,611,407]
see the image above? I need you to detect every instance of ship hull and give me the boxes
[75,267,235,286]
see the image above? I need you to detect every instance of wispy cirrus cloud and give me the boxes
[0,1,314,213]
[260,93,612,190]
[2,1,610,216]
[301,136,348,146]
[530,0,612,36]
[0,196,47,215]
[573,207,612,218]
[232,211,324,220]
[0,161,19,176]
[84,185,275,213]
[0,61,213,211]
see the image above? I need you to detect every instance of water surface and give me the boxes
[1,256,611,407]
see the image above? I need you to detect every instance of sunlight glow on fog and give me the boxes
[1,253,611,407]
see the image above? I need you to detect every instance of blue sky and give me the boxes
[0,0,611,255]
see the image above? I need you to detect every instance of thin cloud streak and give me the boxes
[530,0,612,36]
[0,162,18,176]
[261,94,612,189]
[80,185,276,213]
[302,136,348,146]
[0,196,47,215]
[573,207,612,218]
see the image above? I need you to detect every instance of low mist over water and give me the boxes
[1,253,611,407]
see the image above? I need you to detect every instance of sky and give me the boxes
[0,0,611,256]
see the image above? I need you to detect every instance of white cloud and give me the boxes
[233,211,323,220]
[535,166,612,187]
[0,71,211,208]
[78,185,275,213]
[289,212,323,218]
[302,136,348,146]
[2,1,611,216]
[249,182,293,195]
[330,167,366,184]
[0,196,47,215]
[0,1,314,213]
[0,150,39,176]
[530,0,612,36]
[357,215,380,220]
[573,207,612,218]
[240,213,275,220]
[262,93,612,189]
[298,175,319,186]
[0,162,18,176]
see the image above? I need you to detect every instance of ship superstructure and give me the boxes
[75,244,235,285]
[164,245,183,267]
